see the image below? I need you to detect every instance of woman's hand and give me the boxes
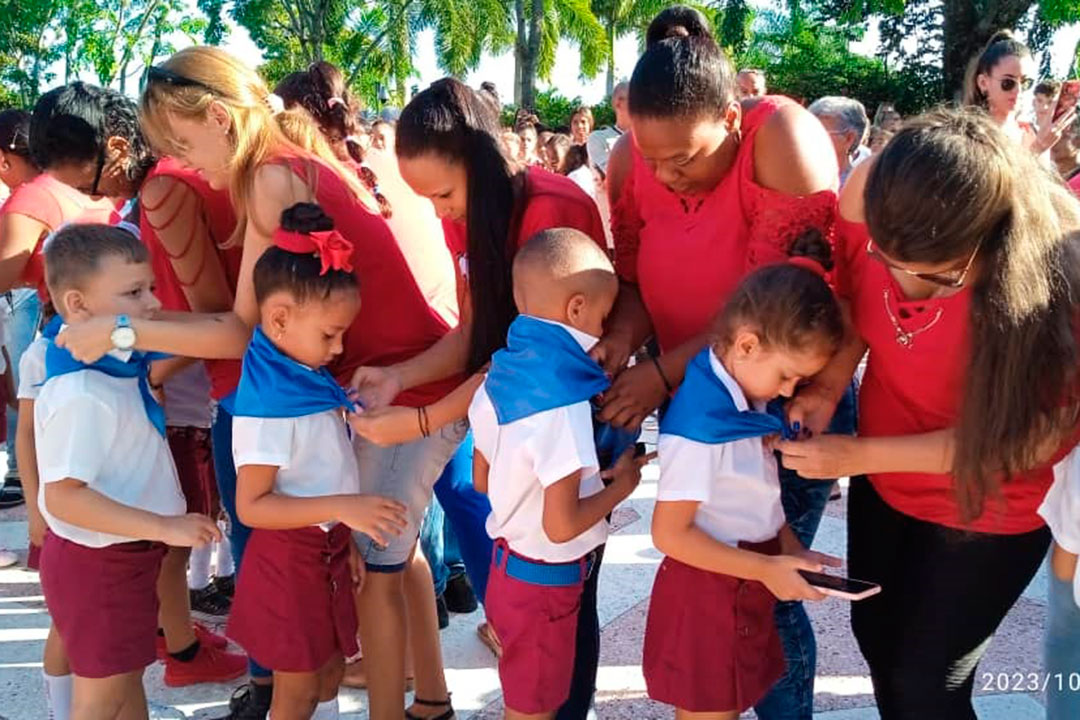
[348,406,423,447]
[776,435,866,480]
[589,330,635,376]
[1034,107,1078,155]
[597,361,668,431]
[54,315,117,364]
[350,365,403,410]
[785,384,843,438]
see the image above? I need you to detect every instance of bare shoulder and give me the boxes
[249,163,312,235]
[838,158,871,224]
[753,103,838,196]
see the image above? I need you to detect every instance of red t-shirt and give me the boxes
[441,166,607,302]
[275,155,462,407]
[1,173,117,298]
[140,158,242,400]
[835,216,1058,534]
[612,96,838,351]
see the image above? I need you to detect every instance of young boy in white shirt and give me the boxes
[469,228,643,719]
[36,224,220,718]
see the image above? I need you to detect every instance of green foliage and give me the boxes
[500,86,616,129]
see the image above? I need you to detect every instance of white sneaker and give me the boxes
[0,548,17,568]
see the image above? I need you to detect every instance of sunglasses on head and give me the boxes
[999,76,1034,93]
[145,65,219,96]
[865,236,981,289]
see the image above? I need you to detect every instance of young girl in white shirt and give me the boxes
[645,242,844,719]
[226,203,408,720]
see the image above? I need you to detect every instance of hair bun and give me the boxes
[787,227,834,271]
[280,202,335,234]
[645,6,713,48]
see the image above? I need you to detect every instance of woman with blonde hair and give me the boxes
[57,46,463,720]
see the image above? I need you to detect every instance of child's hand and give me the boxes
[348,407,421,447]
[27,507,47,547]
[54,315,116,364]
[600,447,653,497]
[347,536,367,593]
[759,555,827,602]
[337,495,409,546]
[159,513,222,548]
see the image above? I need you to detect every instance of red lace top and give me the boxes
[612,96,837,351]
[835,216,1059,534]
[272,155,463,407]
[140,158,242,400]
[1,173,117,298]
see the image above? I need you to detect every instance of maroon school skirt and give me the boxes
[40,531,165,678]
[167,427,219,516]
[643,539,786,713]
[227,523,358,672]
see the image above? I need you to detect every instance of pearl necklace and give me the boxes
[882,288,943,348]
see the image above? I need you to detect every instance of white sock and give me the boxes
[188,543,212,590]
[311,697,339,720]
[42,671,72,720]
[215,535,235,577]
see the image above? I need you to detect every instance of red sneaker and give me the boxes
[155,623,229,660]
[163,643,248,687]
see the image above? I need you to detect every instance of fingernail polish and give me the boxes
[793,421,801,432]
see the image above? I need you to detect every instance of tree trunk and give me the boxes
[514,0,526,106]
[605,21,615,96]
[521,0,543,110]
[941,0,1034,101]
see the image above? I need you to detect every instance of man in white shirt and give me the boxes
[586,82,631,180]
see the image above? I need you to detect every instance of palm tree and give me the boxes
[590,0,670,95]
[512,0,608,109]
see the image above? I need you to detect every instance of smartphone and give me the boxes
[1054,80,1080,121]
[798,570,882,601]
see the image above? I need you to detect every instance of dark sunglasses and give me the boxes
[999,76,1034,93]
[866,236,981,289]
[145,65,219,96]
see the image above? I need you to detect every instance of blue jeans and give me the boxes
[6,289,41,473]
[430,432,494,603]
[210,405,271,680]
[1046,566,1080,719]
[755,383,858,720]
[421,495,467,596]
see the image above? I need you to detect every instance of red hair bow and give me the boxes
[273,228,355,275]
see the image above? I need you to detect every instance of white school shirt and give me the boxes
[657,350,785,546]
[1041,449,1080,607]
[469,319,608,563]
[35,351,186,548]
[232,407,360,527]
[17,336,46,401]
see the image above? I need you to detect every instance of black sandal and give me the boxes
[405,696,455,720]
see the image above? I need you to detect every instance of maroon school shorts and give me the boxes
[643,539,786,713]
[40,531,165,678]
[484,539,592,714]
[166,426,219,517]
[227,523,358,672]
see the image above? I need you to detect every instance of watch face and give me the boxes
[112,327,136,350]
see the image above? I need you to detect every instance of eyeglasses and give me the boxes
[865,236,982,289]
[999,76,1034,93]
[145,65,219,96]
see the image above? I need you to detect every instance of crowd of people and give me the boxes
[1,5,1079,720]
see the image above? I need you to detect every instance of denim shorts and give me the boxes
[352,419,468,571]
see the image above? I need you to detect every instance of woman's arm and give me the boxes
[351,323,470,409]
[348,372,484,447]
[16,399,44,546]
[56,312,252,363]
[235,464,407,543]
[0,213,47,292]
[754,103,839,195]
[473,449,490,495]
[777,430,955,480]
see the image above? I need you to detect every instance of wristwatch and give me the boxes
[110,314,136,351]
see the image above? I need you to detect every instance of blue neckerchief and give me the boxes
[593,403,640,469]
[229,326,356,419]
[44,339,168,436]
[41,314,62,340]
[660,348,792,444]
[486,316,639,468]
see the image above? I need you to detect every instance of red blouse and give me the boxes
[275,155,462,407]
[1,173,117,298]
[140,158,242,400]
[835,216,1057,534]
[612,96,837,351]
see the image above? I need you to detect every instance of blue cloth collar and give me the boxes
[43,325,167,436]
[229,326,356,419]
[659,348,792,444]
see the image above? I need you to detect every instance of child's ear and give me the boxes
[60,289,89,322]
[565,292,587,329]
[265,302,290,340]
[734,328,761,360]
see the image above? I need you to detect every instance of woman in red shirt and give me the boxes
[592,8,840,717]
[778,109,1080,716]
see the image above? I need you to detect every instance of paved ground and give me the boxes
[0,444,1054,719]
